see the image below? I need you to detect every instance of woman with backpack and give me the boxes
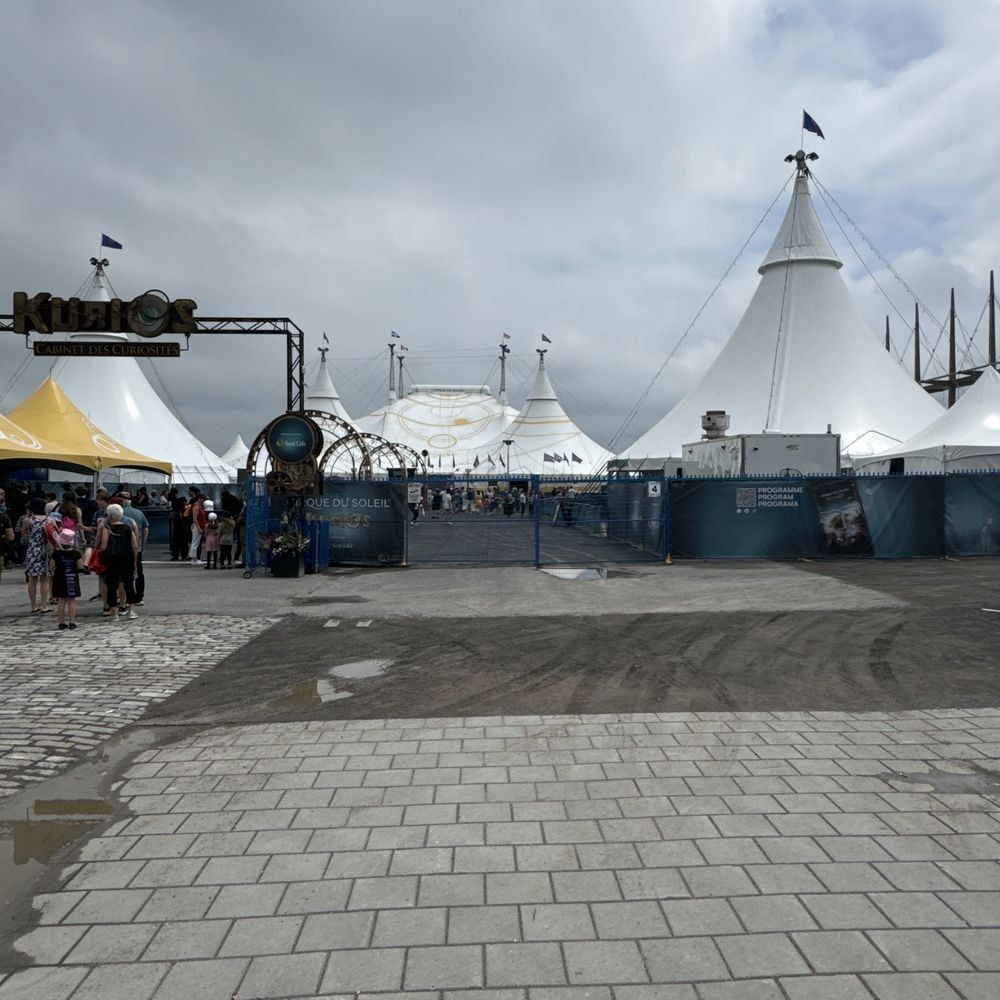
[98,503,139,621]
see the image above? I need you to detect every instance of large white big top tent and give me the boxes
[357,384,518,469]
[474,352,612,475]
[620,156,943,462]
[43,266,236,484]
[853,365,1000,474]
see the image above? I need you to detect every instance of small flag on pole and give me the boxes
[802,110,825,139]
[473,455,480,468]
[572,453,582,463]
[502,332,511,340]
[322,332,329,345]
[101,233,123,250]
[390,330,401,338]
[499,454,505,468]
[400,345,408,352]
[543,453,553,463]
[541,333,552,344]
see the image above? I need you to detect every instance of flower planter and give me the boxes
[270,550,305,578]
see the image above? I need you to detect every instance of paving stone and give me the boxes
[219,914,303,956]
[241,951,328,998]
[564,940,648,983]
[6,925,86,964]
[640,937,729,982]
[861,972,964,999]
[64,922,158,963]
[695,981,784,1000]
[63,887,151,923]
[0,966,88,1000]
[799,892,892,929]
[662,898,741,937]
[590,901,670,939]
[70,962,170,1000]
[348,875,418,909]
[488,872,554,904]
[552,871,622,902]
[142,918,232,960]
[419,873,485,906]
[715,932,810,978]
[791,930,893,973]
[869,891,967,928]
[779,973,873,999]
[487,943,568,986]
[521,903,595,941]
[146,957,248,1000]
[945,972,1000,999]
[941,929,1000,970]
[373,907,447,946]
[681,865,755,897]
[449,904,521,943]
[405,944,485,989]
[730,894,817,932]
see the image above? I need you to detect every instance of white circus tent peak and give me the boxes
[483,350,612,475]
[305,344,355,426]
[620,153,942,461]
[46,262,237,484]
[220,434,251,468]
[854,366,1000,473]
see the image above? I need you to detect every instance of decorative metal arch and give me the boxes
[246,409,373,480]
[358,436,427,477]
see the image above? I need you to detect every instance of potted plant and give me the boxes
[256,521,307,578]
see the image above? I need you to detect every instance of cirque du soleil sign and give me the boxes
[12,290,196,338]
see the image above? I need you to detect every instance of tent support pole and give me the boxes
[884,316,890,353]
[913,302,921,382]
[948,288,957,408]
[989,269,996,368]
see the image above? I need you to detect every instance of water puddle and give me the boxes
[329,658,393,680]
[267,659,396,711]
[540,567,606,581]
[883,763,1000,797]
[0,727,166,952]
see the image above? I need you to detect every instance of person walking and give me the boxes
[117,492,148,604]
[203,512,220,569]
[98,503,139,621]
[187,490,206,564]
[22,497,52,614]
[50,527,84,630]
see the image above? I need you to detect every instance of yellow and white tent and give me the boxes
[5,377,172,475]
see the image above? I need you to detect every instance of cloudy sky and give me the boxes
[2,0,999,457]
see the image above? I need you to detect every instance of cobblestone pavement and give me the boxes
[1,710,999,999]
[0,615,275,798]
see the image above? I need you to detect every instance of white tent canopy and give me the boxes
[220,434,250,469]
[46,266,236,484]
[357,385,518,467]
[854,366,1000,473]
[305,350,355,426]
[471,353,611,475]
[620,164,943,462]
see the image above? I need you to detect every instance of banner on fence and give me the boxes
[304,481,406,565]
[667,475,954,559]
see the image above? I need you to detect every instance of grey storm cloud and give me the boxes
[2,0,999,455]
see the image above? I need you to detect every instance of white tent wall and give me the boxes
[620,171,942,462]
[854,366,1000,473]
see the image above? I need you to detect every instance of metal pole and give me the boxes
[990,270,996,367]
[286,331,293,411]
[949,288,957,408]
[532,474,541,568]
[297,329,305,413]
[884,316,890,353]
[913,302,921,382]
[662,475,671,564]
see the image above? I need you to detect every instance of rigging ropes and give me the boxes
[606,171,795,455]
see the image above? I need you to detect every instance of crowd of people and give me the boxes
[409,485,532,522]
[0,482,247,626]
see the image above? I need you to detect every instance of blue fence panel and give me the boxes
[944,474,1000,556]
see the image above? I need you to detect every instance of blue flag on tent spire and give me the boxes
[802,110,825,139]
[101,233,123,250]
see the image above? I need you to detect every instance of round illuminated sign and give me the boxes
[264,413,320,463]
[128,290,171,337]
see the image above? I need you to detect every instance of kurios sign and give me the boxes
[12,290,196,338]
